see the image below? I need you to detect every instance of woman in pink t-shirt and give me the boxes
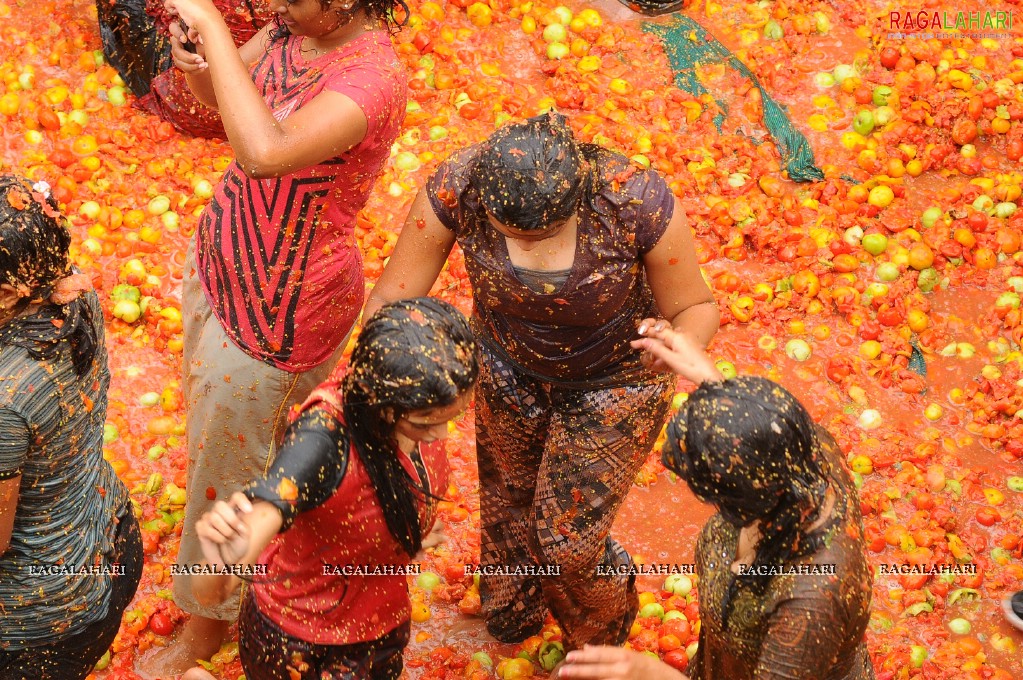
[138,0,407,675]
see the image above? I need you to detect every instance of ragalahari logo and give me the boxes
[889,10,1014,31]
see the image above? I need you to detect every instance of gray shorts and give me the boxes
[172,240,347,620]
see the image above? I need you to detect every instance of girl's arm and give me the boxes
[166,0,379,178]
[643,197,720,349]
[0,408,29,556]
[170,18,275,111]
[363,187,457,320]
[558,646,688,679]
[631,321,723,385]
[193,493,283,605]
[0,476,19,555]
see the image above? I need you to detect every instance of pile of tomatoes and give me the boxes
[1,0,1023,677]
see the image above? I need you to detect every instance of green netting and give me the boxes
[909,339,927,377]
[644,15,824,182]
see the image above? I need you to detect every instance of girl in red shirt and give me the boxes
[180,297,477,680]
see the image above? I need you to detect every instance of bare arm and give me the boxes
[559,646,688,680]
[166,0,375,178]
[170,18,275,111]
[363,187,458,320]
[0,476,19,555]
[631,321,723,385]
[643,197,719,348]
[193,493,283,605]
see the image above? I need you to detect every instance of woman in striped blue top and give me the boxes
[0,174,143,679]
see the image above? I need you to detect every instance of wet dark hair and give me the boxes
[268,0,410,43]
[467,111,587,232]
[663,376,832,624]
[0,175,98,376]
[342,297,477,557]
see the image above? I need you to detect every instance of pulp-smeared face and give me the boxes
[273,0,354,38]
[394,390,472,444]
[486,211,573,248]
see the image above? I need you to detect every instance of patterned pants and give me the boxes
[239,590,409,680]
[475,343,673,649]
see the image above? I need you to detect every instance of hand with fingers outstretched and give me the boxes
[557,645,688,680]
[631,317,723,385]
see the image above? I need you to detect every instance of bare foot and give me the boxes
[442,616,500,646]
[136,615,230,679]
[181,669,217,680]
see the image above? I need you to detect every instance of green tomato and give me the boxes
[1007,476,1023,492]
[861,233,888,256]
[994,202,1018,219]
[763,20,783,40]
[94,650,111,671]
[920,206,943,228]
[785,339,811,362]
[814,72,836,88]
[909,645,927,668]
[948,618,972,635]
[103,423,119,444]
[875,262,900,282]
[639,602,665,620]
[107,86,127,107]
[916,267,940,293]
[416,571,441,592]
[538,641,566,671]
[852,110,875,136]
[542,23,568,43]
[832,63,856,83]
[972,194,994,213]
[471,652,493,669]
[664,574,693,596]
[872,85,893,106]
[873,106,896,126]
[111,283,141,303]
[715,360,738,379]
[546,42,570,60]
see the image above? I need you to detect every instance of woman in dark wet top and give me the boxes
[560,324,874,680]
[365,111,719,649]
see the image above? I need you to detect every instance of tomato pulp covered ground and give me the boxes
[2,0,1023,678]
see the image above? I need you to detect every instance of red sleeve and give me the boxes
[323,52,407,151]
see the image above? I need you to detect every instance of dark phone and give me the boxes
[178,20,198,54]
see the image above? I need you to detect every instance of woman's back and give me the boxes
[0,292,129,646]
[690,429,874,680]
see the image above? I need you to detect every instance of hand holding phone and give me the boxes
[178,19,198,54]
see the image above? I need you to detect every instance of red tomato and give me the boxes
[967,211,988,231]
[880,47,901,69]
[876,305,902,327]
[899,574,929,590]
[858,320,881,341]
[459,103,483,120]
[966,97,985,121]
[37,107,61,131]
[975,507,1001,526]
[663,650,689,672]
[825,357,854,383]
[912,493,935,511]
[662,618,691,640]
[149,612,174,636]
[952,119,978,145]
[412,32,433,53]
